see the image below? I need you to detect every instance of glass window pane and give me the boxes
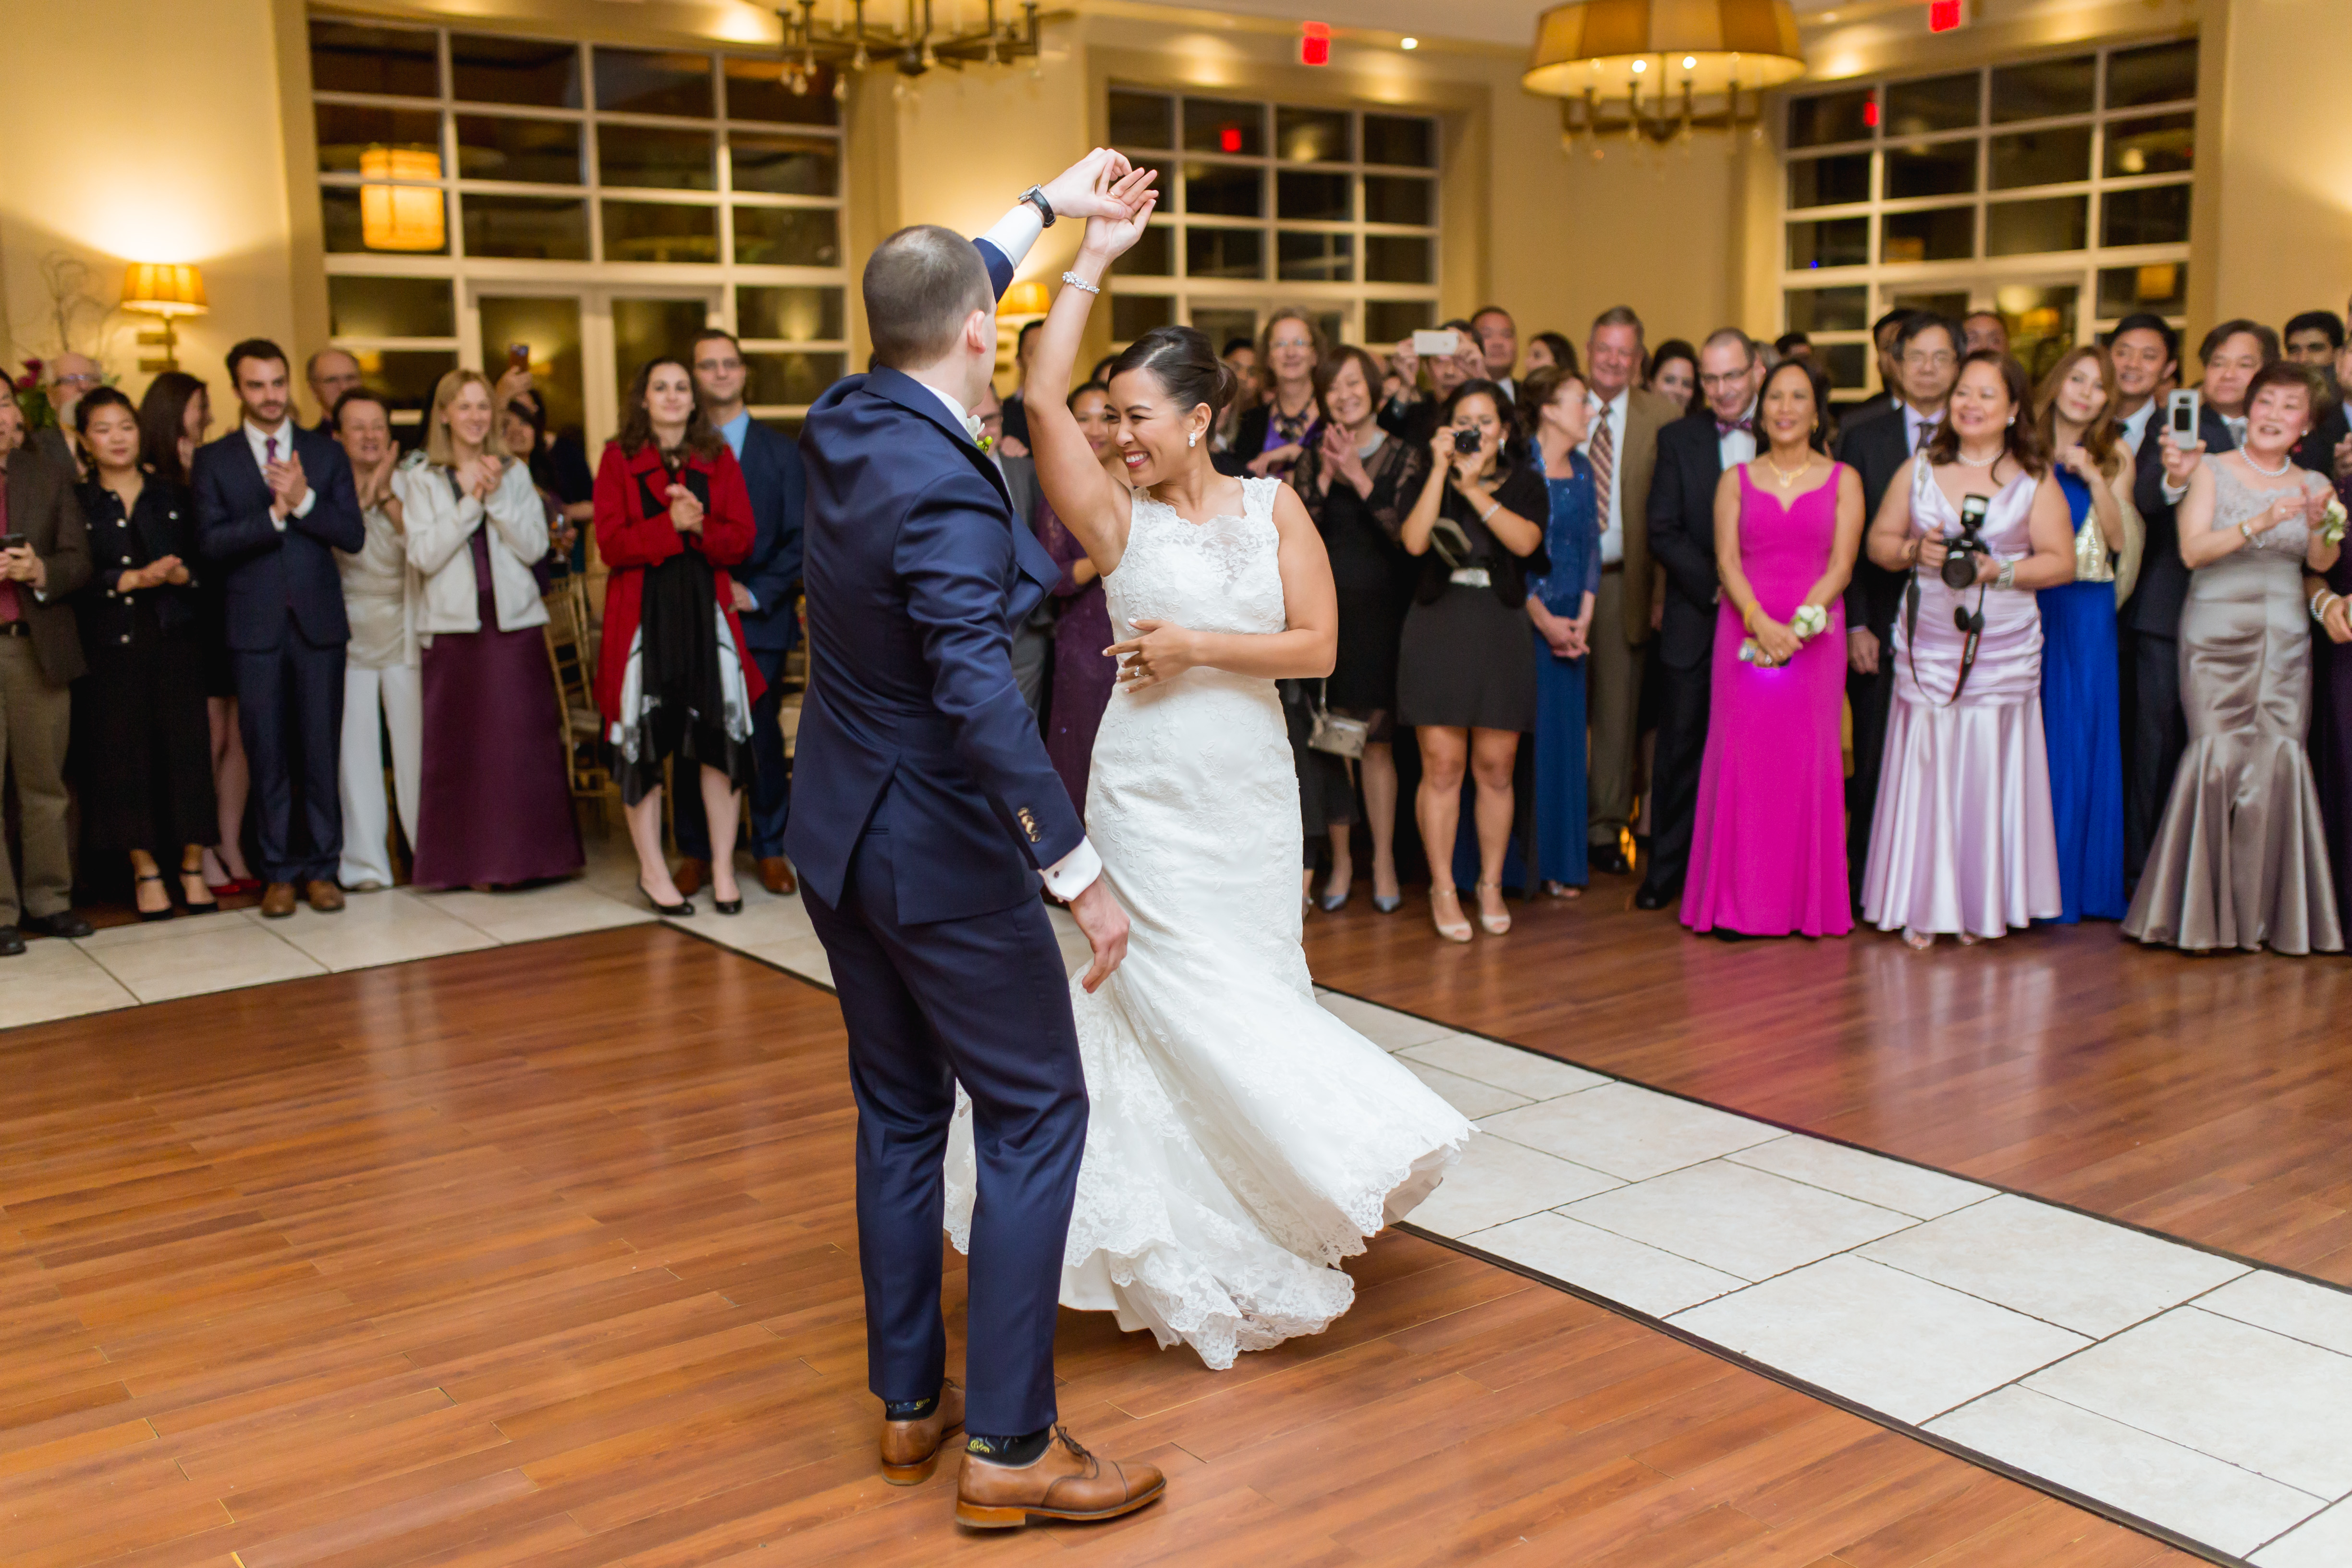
[479,296,584,438]
[328,276,455,339]
[1365,234,1432,284]
[598,124,715,190]
[733,205,840,266]
[454,114,581,185]
[1883,206,1975,263]
[1985,195,2087,256]
[1885,74,1979,136]
[351,349,459,424]
[2098,262,2187,318]
[1190,308,1258,352]
[316,104,441,175]
[1184,162,1263,218]
[595,48,714,118]
[2106,112,2195,177]
[1784,286,1868,333]
[744,351,845,405]
[1362,114,1435,167]
[1109,91,1174,149]
[1888,290,1972,320]
[1788,154,1870,208]
[1788,88,1872,149]
[731,133,837,196]
[450,33,579,108]
[603,202,718,262]
[736,285,844,341]
[1276,107,1350,163]
[322,186,449,256]
[1364,175,1433,226]
[461,194,585,259]
[1186,228,1265,280]
[1989,126,2090,189]
[1990,283,2078,383]
[2107,40,2198,108]
[1111,294,1175,341]
[310,21,439,98]
[1885,141,1976,198]
[1183,98,1263,156]
[724,58,838,125]
[1787,216,1870,270]
[1277,232,1353,283]
[1120,226,1173,277]
[1365,299,1436,343]
[1819,343,1868,394]
[2102,185,2191,247]
[1277,170,1350,221]
[613,298,712,409]
[1991,56,2094,122]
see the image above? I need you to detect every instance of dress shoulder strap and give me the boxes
[1240,473,1282,520]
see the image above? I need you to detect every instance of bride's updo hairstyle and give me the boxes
[1106,325,1239,428]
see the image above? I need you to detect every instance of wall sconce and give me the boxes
[998,280,1052,317]
[359,147,446,252]
[121,263,208,374]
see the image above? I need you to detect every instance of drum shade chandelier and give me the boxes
[1523,0,1807,151]
[774,0,1048,97]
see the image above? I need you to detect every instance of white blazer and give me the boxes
[394,455,551,644]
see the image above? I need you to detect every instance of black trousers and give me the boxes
[1639,651,1712,900]
[2124,627,2185,882]
[1844,643,1897,901]
[233,634,346,884]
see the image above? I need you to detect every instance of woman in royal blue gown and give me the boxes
[2032,347,2141,923]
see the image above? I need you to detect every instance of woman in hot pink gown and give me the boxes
[1681,357,1864,939]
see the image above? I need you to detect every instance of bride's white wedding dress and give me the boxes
[946,476,1471,1370]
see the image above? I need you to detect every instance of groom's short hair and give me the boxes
[865,224,993,370]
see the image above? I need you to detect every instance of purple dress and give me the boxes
[1038,499,1115,815]
[1682,466,1853,937]
[412,527,585,888]
[1862,465,2061,937]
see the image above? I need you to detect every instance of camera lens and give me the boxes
[1453,429,1481,454]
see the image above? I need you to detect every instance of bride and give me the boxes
[945,181,1471,1370]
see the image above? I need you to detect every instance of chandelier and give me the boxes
[1522,0,1807,153]
[774,0,1047,96]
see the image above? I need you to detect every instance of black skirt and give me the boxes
[1396,583,1538,733]
[74,617,218,858]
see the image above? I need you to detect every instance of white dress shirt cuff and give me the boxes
[1040,837,1102,901]
[980,204,1046,272]
[2162,479,2188,504]
[291,488,318,520]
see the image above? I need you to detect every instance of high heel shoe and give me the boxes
[134,872,174,923]
[1372,892,1402,914]
[713,891,743,915]
[640,881,694,917]
[1429,888,1472,943]
[180,869,220,914]
[1474,881,1511,936]
[1902,927,1935,951]
[1316,876,1351,914]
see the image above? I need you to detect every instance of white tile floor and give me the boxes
[14,850,2352,1566]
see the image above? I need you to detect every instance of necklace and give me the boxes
[1762,452,1814,489]
[2242,451,2293,478]
[1951,446,2002,468]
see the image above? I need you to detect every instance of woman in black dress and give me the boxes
[1289,345,1427,913]
[1397,380,1548,942]
[71,388,219,919]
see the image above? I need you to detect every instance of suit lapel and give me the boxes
[864,366,1014,514]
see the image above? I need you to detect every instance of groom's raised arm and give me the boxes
[969,151,1151,303]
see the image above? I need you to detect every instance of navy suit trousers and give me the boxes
[674,645,790,860]
[234,632,346,883]
[802,815,1086,1437]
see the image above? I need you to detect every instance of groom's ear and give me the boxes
[963,309,994,357]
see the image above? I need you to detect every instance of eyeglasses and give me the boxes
[1902,352,1957,370]
[50,373,102,390]
[1699,371,1752,390]
[694,357,743,373]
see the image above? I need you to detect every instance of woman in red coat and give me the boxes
[595,356,765,915]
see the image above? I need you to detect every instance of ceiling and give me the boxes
[1139,0,1865,50]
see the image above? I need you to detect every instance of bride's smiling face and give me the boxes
[1108,368,1209,487]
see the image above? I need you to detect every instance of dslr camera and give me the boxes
[1451,427,1484,456]
[1941,494,1991,590]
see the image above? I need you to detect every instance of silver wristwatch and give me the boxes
[1017,184,1055,227]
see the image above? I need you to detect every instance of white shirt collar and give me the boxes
[243,416,294,466]
[918,381,984,444]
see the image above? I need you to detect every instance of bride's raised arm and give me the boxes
[1028,173,1157,576]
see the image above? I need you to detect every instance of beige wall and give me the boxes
[2204,0,2352,337]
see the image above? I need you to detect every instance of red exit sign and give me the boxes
[1929,0,1964,29]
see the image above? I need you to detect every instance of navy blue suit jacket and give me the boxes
[787,239,1083,925]
[192,424,365,650]
[2126,404,2235,639]
[732,416,807,655]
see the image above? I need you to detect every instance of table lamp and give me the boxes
[121,263,208,374]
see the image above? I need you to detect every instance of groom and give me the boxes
[788,152,1163,1528]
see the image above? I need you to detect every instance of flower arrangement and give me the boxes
[11,361,59,430]
[1739,602,1830,667]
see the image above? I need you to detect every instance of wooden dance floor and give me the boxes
[15,888,2343,1565]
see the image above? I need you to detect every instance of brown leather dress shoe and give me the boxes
[259,882,298,919]
[757,856,796,896]
[673,858,708,897]
[879,1381,964,1486]
[305,880,345,913]
[955,1427,1165,1529]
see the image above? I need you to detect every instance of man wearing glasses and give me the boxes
[34,355,103,478]
[1835,312,1960,906]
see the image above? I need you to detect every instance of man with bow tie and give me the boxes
[1637,329,1765,911]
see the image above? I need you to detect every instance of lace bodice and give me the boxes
[1105,476,1288,640]
[2209,457,2327,559]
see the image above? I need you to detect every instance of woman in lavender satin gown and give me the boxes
[1681,357,1864,939]
[1860,351,2076,947]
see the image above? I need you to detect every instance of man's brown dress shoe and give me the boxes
[305,880,345,913]
[757,856,796,896]
[673,858,708,897]
[955,1427,1165,1529]
[879,1381,964,1486]
[259,882,298,919]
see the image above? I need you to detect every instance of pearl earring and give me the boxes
[1188,431,1198,448]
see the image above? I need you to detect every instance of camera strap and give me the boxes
[1903,569,1986,710]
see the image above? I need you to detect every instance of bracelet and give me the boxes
[2313,591,2340,625]
[1479,500,1501,524]
[1059,270,1100,295]
[2239,520,2257,543]
[1995,559,2017,591]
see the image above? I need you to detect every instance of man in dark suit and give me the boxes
[2294,333,2352,478]
[787,153,1162,1525]
[304,348,363,433]
[192,339,365,918]
[1837,312,1959,899]
[0,394,93,951]
[1842,309,1913,429]
[673,328,806,897]
[2124,319,2274,882]
[1636,328,1763,910]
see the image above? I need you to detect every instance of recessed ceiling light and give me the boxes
[1400,36,1417,49]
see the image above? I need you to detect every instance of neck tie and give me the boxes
[265,435,279,465]
[1589,412,1617,529]
[1716,416,1752,436]
[2225,416,2247,447]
